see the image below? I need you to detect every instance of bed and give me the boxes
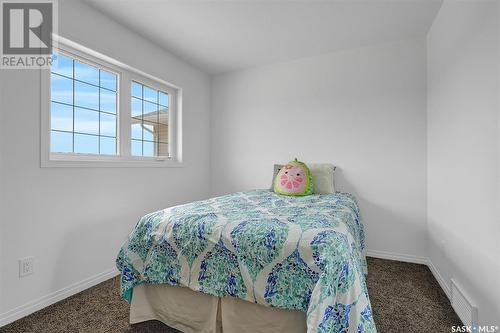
[116,189,377,332]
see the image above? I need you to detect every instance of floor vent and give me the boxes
[450,279,478,326]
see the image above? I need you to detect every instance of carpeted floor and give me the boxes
[0,257,461,333]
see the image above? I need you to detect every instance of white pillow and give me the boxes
[271,163,336,194]
[308,163,336,194]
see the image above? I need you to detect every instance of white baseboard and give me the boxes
[366,249,451,300]
[366,249,428,265]
[0,267,119,328]
[427,258,451,298]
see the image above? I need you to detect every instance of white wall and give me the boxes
[427,0,500,324]
[0,0,211,322]
[211,39,428,259]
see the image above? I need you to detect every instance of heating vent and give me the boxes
[451,279,478,326]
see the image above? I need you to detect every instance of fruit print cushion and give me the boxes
[273,158,313,196]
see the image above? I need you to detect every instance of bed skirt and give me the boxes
[130,284,307,333]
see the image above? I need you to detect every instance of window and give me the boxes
[131,81,169,157]
[51,52,118,155]
[41,36,181,167]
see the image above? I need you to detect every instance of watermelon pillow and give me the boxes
[273,158,313,196]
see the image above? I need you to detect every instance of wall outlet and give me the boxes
[19,257,34,277]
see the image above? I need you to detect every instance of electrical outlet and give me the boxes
[19,257,34,277]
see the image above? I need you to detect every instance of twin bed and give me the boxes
[116,189,377,332]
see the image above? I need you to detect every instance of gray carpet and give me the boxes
[0,257,461,333]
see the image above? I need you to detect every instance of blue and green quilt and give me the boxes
[116,190,377,332]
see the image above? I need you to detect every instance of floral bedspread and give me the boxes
[116,190,377,332]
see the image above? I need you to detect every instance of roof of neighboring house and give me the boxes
[131,108,168,125]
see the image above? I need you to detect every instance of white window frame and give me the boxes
[41,35,183,168]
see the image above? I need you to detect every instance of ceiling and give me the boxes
[84,0,443,75]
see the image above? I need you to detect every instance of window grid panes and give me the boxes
[50,52,118,155]
[131,81,169,157]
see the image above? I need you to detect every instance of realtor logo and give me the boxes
[1,0,57,68]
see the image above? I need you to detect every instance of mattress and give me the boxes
[117,189,377,332]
